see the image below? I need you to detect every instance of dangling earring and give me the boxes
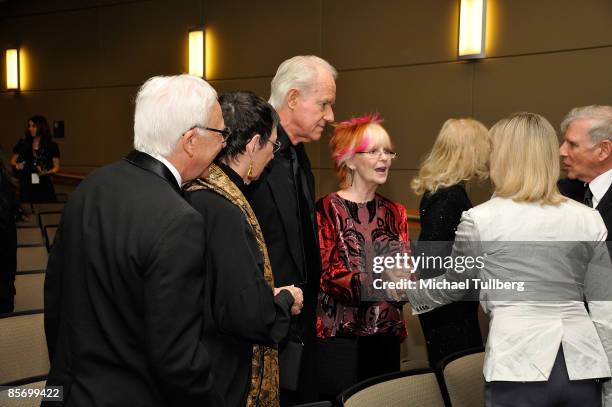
[247,162,253,180]
[349,168,355,187]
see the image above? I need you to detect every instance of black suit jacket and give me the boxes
[43,151,222,407]
[559,178,612,241]
[246,126,321,400]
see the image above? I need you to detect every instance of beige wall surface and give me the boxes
[1,0,611,210]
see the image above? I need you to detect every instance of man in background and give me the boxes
[44,74,226,406]
[559,105,612,238]
[247,55,337,404]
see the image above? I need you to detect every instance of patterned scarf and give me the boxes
[185,163,279,407]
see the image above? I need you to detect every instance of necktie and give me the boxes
[583,185,593,208]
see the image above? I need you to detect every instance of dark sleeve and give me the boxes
[12,139,23,155]
[44,217,65,361]
[417,187,471,278]
[50,142,60,159]
[193,191,293,346]
[143,209,220,405]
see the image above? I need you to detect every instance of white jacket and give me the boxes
[409,197,612,402]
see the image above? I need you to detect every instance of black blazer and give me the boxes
[43,151,222,406]
[559,178,612,241]
[246,126,321,318]
[246,126,321,399]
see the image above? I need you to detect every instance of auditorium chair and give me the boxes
[439,347,486,407]
[338,367,447,407]
[13,273,45,312]
[16,246,48,273]
[0,311,50,385]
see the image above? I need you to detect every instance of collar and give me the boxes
[276,125,295,156]
[153,154,182,186]
[217,161,246,193]
[589,168,612,205]
[123,150,183,196]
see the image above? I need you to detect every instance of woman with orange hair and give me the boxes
[316,114,408,397]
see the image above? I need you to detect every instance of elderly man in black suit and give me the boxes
[43,75,227,406]
[246,55,336,405]
[559,105,612,238]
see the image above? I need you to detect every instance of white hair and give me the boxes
[269,55,337,109]
[134,74,217,157]
[560,105,612,144]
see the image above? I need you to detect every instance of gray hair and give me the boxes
[560,105,612,144]
[134,74,217,157]
[269,55,337,109]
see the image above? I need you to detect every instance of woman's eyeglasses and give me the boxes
[269,139,282,153]
[355,149,397,160]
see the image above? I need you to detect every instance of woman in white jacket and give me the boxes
[408,112,612,407]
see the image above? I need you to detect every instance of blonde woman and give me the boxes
[411,118,489,366]
[409,112,612,407]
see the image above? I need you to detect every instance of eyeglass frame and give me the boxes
[269,139,282,153]
[355,148,397,159]
[192,125,231,142]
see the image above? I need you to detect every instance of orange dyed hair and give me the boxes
[330,113,391,188]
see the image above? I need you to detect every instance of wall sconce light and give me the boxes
[458,0,487,59]
[6,48,20,90]
[188,30,204,78]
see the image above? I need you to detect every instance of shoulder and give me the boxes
[376,193,407,215]
[188,188,242,217]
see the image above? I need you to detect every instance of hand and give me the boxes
[275,285,303,315]
[15,162,24,170]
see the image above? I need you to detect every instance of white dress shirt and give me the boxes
[590,168,612,208]
[408,197,612,403]
[153,154,182,187]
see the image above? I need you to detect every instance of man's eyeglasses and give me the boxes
[355,149,397,160]
[205,127,231,142]
[269,139,282,153]
[193,126,231,142]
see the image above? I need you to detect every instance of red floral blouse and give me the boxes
[316,192,409,341]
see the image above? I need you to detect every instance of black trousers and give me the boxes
[486,347,603,407]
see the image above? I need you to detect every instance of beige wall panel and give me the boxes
[473,47,612,131]
[325,62,474,170]
[0,86,138,169]
[203,0,321,80]
[485,0,612,58]
[0,0,199,91]
[323,0,459,70]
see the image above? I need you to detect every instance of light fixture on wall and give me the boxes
[458,0,487,59]
[188,30,204,78]
[5,48,20,90]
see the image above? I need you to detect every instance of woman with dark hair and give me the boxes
[185,91,303,407]
[11,115,61,203]
[0,145,19,314]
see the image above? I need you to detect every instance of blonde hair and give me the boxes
[411,118,489,196]
[330,114,391,189]
[489,112,565,205]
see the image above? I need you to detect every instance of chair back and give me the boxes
[440,347,486,407]
[339,368,446,407]
[17,228,44,246]
[16,246,48,272]
[0,311,50,385]
[14,273,45,312]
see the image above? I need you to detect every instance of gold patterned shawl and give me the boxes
[185,163,279,407]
